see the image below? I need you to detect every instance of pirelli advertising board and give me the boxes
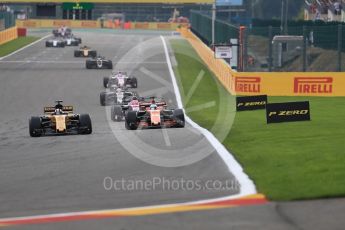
[266,101,311,124]
[236,95,267,111]
[231,73,345,97]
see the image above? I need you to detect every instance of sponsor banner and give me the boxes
[233,73,345,96]
[266,101,310,124]
[135,22,149,29]
[294,77,333,95]
[80,21,99,28]
[215,45,232,59]
[157,23,172,29]
[236,95,267,111]
[23,20,37,27]
[16,20,38,28]
[17,19,184,31]
[234,77,261,94]
[16,20,100,29]
[53,20,71,27]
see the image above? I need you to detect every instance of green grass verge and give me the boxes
[0,36,39,57]
[170,38,345,201]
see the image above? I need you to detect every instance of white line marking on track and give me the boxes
[160,35,257,197]
[161,128,172,147]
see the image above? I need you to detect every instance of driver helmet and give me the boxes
[132,96,138,101]
[54,109,63,115]
[116,88,122,93]
[150,104,157,110]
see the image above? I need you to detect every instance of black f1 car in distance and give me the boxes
[124,97,185,130]
[74,46,97,58]
[29,100,92,137]
[86,56,113,69]
[46,39,65,48]
[103,71,137,88]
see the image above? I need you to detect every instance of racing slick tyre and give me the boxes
[78,114,92,134]
[173,109,185,128]
[103,77,109,88]
[29,116,42,137]
[60,43,65,48]
[100,92,106,106]
[90,51,97,58]
[132,77,138,88]
[45,42,50,47]
[74,51,80,57]
[86,61,91,69]
[125,111,138,130]
[107,62,113,69]
[111,105,123,122]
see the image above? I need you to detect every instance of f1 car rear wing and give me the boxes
[44,106,74,114]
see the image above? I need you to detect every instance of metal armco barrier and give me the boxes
[0,26,18,46]
[178,28,345,97]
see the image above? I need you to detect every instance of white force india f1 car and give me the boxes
[124,97,185,130]
[103,71,138,88]
[86,56,113,69]
[29,101,92,137]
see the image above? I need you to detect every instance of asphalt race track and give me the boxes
[0,29,344,230]
[0,29,239,219]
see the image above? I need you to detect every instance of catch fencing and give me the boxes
[178,27,345,96]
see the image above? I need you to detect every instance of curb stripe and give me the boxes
[0,195,266,227]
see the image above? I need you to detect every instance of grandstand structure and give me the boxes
[304,0,345,22]
[1,0,216,22]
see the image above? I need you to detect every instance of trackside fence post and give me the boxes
[238,26,246,72]
[268,26,273,72]
[337,24,342,72]
[303,26,307,72]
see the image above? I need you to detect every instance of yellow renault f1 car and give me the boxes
[74,46,97,58]
[29,101,92,137]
